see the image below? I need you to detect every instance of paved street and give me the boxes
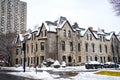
[0,72,37,80]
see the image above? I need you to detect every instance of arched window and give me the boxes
[95,56,97,61]
[68,56,72,62]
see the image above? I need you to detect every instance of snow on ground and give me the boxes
[74,72,120,80]
[8,71,54,80]
[1,66,120,80]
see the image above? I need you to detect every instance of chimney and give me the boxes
[74,22,78,26]
[88,27,93,31]
[101,29,105,32]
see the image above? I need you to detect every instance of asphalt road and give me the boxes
[0,72,37,80]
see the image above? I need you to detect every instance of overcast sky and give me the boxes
[21,0,120,33]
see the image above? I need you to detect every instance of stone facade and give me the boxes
[15,16,120,66]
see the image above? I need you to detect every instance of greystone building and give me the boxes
[15,16,120,66]
[0,0,27,34]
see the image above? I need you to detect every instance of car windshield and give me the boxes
[88,61,100,64]
[105,62,115,64]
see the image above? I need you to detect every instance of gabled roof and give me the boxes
[43,16,77,32]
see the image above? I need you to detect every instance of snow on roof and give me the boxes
[24,31,31,40]
[19,34,24,41]
[36,27,41,36]
[58,20,67,29]
[97,27,105,35]
[92,31,99,39]
[105,32,113,40]
[32,25,40,33]
[44,21,57,32]
[80,28,87,36]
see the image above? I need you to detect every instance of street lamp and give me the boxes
[22,41,26,72]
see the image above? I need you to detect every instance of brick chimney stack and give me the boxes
[88,27,93,31]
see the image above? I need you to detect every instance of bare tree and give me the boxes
[109,0,120,16]
[0,32,17,66]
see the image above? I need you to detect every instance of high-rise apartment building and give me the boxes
[0,0,27,34]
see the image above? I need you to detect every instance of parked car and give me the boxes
[103,62,119,68]
[85,61,103,69]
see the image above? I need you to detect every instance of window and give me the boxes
[104,57,106,62]
[31,43,33,52]
[61,41,65,51]
[70,42,73,51]
[41,42,44,50]
[85,43,88,52]
[45,30,47,36]
[36,43,38,51]
[92,43,95,52]
[41,31,43,37]
[95,56,97,61]
[34,33,36,40]
[100,56,103,63]
[68,30,71,38]
[63,30,66,37]
[99,44,102,52]
[105,45,107,53]
[86,56,88,62]
[16,49,19,55]
[90,56,92,61]
[90,34,92,40]
[78,56,81,62]
[100,36,102,42]
[40,56,44,63]
[27,44,29,53]
[86,34,89,40]
[32,34,33,40]
[111,44,114,53]
[76,31,80,38]
[16,58,18,64]
[103,36,105,42]
[62,56,66,61]
[78,43,81,51]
